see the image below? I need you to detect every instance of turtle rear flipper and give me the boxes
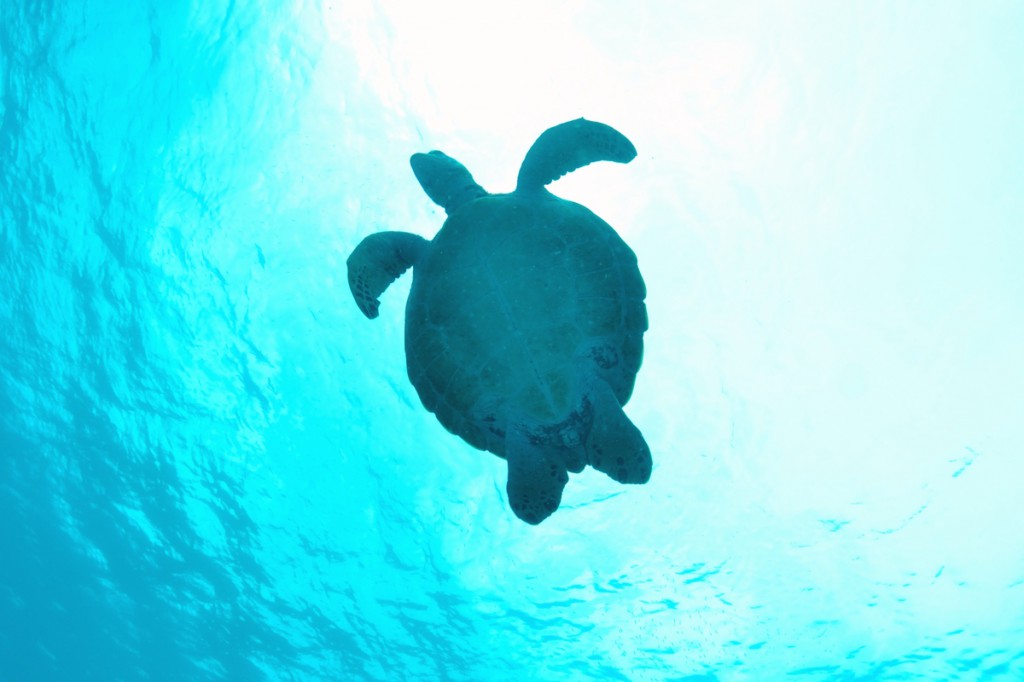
[516,118,637,192]
[505,423,569,525]
[347,231,428,319]
[583,376,652,484]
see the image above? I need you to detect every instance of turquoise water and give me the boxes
[2,2,1023,680]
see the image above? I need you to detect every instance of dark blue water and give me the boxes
[3,2,1023,680]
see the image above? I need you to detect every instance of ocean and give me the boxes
[2,1,1023,680]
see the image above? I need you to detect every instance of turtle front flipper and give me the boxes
[505,423,569,525]
[516,118,637,192]
[583,376,652,485]
[347,231,428,319]
[410,150,488,215]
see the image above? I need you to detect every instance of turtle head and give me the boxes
[410,151,488,215]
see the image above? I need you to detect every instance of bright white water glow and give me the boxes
[2,1,1023,680]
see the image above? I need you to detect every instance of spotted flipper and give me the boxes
[505,423,569,525]
[584,376,652,484]
[346,231,427,319]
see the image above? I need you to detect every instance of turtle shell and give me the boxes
[404,192,647,458]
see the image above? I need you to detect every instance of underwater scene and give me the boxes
[2,1,1023,680]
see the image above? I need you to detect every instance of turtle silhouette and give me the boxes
[347,118,650,524]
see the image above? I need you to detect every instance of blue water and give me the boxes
[2,2,1023,680]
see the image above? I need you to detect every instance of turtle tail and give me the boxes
[516,118,637,192]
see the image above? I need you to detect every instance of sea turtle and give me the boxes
[347,118,650,524]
